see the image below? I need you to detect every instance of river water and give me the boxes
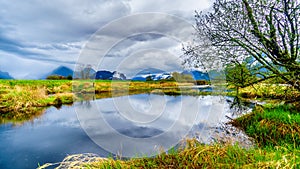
[0,94,231,169]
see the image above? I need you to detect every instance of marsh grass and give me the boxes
[0,80,197,122]
[40,142,299,169]
[82,139,299,169]
[0,85,74,121]
[0,85,47,119]
[0,80,74,121]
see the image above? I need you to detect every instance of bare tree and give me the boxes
[74,64,94,79]
[183,0,300,91]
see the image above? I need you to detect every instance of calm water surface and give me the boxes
[0,94,229,169]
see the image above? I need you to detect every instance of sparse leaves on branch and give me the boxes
[183,0,300,91]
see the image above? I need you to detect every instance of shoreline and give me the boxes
[1,80,299,168]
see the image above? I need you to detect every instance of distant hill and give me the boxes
[0,71,14,79]
[95,70,113,80]
[43,66,73,79]
[192,70,210,81]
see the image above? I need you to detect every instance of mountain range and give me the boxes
[131,68,210,81]
[0,65,211,81]
[131,68,172,81]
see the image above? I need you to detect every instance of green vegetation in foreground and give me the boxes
[83,140,299,168]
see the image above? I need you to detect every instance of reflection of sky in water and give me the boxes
[0,106,109,169]
[0,94,227,168]
[76,94,226,157]
[86,94,182,137]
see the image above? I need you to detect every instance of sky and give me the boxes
[0,0,212,79]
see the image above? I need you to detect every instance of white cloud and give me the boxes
[1,0,130,42]
[0,51,59,79]
[0,0,213,79]
[126,0,211,14]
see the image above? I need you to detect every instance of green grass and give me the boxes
[232,104,300,148]
[0,80,74,122]
[82,140,299,169]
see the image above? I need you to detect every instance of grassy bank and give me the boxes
[85,143,298,169]
[0,80,191,122]
[0,80,74,123]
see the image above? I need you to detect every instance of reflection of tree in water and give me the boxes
[76,93,96,101]
[210,96,256,148]
[0,108,47,126]
[76,93,94,108]
[78,100,92,108]
[227,96,254,117]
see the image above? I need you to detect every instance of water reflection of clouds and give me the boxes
[113,94,164,123]
[76,94,226,157]
[0,94,228,168]
[34,94,226,139]
[77,94,196,131]
[32,106,81,129]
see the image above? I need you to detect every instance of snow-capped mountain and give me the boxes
[132,72,172,81]
[112,71,126,80]
[131,68,210,81]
